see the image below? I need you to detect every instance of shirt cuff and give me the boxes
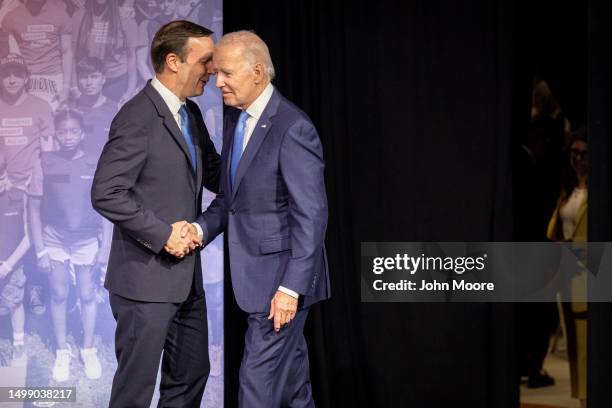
[192,223,204,242]
[278,286,299,299]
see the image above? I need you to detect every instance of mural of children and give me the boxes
[0,53,55,153]
[72,56,116,158]
[1,0,74,108]
[27,109,111,382]
[73,0,143,105]
[135,0,177,82]
[0,150,29,366]
[0,53,54,317]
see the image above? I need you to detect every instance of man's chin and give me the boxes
[222,96,238,107]
[189,87,206,98]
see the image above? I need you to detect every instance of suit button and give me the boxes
[230,209,236,215]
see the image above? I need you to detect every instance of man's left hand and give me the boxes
[268,290,298,333]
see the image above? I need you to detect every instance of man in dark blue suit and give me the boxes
[189,31,330,407]
[91,21,220,407]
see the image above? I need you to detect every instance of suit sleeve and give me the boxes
[195,110,231,244]
[202,127,221,194]
[278,118,328,295]
[189,99,221,194]
[91,108,171,253]
[196,186,228,245]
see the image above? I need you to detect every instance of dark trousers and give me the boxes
[108,281,209,408]
[239,308,314,408]
[517,302,559,376]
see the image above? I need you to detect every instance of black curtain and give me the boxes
[588,1,612,407]
[221,1,596,407]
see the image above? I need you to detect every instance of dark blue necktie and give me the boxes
[178,104,197,171]
[230,110,249,186]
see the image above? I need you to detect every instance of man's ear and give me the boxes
[253,62,264,84]
[165,53,181,73]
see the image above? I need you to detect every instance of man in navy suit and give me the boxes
[91,21,220,407]
[188,31,330,407]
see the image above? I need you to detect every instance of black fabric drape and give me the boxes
[588,1,612,407]
[221,1,594,407]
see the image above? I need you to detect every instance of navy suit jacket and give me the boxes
[196,88,330,313]
[91,81,221,302]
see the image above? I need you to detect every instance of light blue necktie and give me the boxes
[230,110,249,186]
[178,104,197,171]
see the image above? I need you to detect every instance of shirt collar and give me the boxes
[151,76,185,116]
[92,94,107,109]
[245,83,274,120]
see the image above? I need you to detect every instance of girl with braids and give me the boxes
[28,108,111,382]
[72,0,141,105]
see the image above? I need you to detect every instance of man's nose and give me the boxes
[215,75,224,88]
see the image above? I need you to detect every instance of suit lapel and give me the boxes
[230,91,281,201]
[144,82,196,192]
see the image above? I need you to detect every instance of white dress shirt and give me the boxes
[151,76,186,128]
[242,82,274,149]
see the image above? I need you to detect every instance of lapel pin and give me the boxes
[261,124,267,128]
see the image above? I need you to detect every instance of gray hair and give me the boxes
[218,30,275,80]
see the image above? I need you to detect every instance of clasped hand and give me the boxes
[164,221,202,258]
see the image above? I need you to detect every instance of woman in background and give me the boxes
[547,128,588,408]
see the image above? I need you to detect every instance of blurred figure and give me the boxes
[73,0,142,105]
[532,79,571,146]
[0,53,54,316]
[1,0,74,108]
[514,79,572,388]
[0,0,20,59]
[72,56,115,158]
[133,0,158,23]
[547,128,588,408]
[0,0,21,26]
[175,0,202,21]
[135,0,178,82]
[0,150,29,367]
[62,0,86,16]
[27,109,111,382]
[0,0,22,54]
[0,26,7,59]
[515,120,563,388]
[0,54,55,151]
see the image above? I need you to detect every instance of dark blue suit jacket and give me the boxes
[196,88,330,313]
[91,81,221,302]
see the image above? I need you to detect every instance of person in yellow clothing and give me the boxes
[546,127,587,408]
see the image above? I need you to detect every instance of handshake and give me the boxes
[164,221,203,258]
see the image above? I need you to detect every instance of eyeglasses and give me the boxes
[570,148,588,158]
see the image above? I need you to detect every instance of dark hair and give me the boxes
[560,127,588,199]
[54,108,85,130]
[76,56,106,77]
[150,20,213,74]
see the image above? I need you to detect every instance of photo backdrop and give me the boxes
[0,1,223,406]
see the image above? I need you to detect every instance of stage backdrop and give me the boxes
[0,1,223,406]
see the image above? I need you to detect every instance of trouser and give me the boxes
[108,280,209,408]
[239,307,314,408]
